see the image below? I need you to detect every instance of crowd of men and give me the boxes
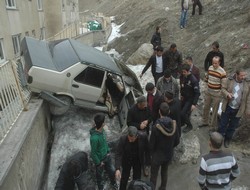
[55,38,249,189]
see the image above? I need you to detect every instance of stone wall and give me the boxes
[0,99,51,190]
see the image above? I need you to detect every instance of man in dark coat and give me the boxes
[180,64,200,133]
[127,96,152,135]
[115,126,150,190]
[145,82,162,123]
[163,43,183,78]
[150,102,178,190]
[150,26,161,51]
[185,56,200,82]
[55,151,90,190]
[140,46,167,85]
[204,41,224,72]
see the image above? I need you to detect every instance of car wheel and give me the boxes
[49,95,72,116]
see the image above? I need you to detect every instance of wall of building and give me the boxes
[0,99,51,190]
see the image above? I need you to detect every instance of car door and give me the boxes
[71,66,105,108]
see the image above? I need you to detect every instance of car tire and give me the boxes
[49,95,72,116]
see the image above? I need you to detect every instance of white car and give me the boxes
[20,37,143,128]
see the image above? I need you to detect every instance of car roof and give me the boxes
[21,37,122,74]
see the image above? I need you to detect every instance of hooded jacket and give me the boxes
[150,117,178,163]
[90,127,110,165]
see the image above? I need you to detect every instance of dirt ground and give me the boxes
[77,0,250,189]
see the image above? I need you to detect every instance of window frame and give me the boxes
[5,0,16,9]
[12,34,21,56]
[0,39,6,63]
[37,0,43,10]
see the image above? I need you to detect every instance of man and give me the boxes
[218,69,250,148]
[180,64,200,133]
[185,56,200,82]
[204,41,224,72]
[164,90,181,141]
[180,0,189,29]
[192,0,202,15]
[150,26,162,51]
[115,126,150,190]
[163,43,183,78]
[55,151,91,190]
[140,46,167,85]
[156,69,180,99]
[150,102,178,190]
[89,113,118,190]
[199,56,227,131]
[197,132,240,189]
[127,95,152,135]
[145,82,162,122]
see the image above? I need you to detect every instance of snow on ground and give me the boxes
[107,22,124,43]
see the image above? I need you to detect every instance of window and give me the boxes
[0,39,5,62]
[12,34,21,56]
[74,67,105,88]
[5,0,16,8]
[37,0,43,10]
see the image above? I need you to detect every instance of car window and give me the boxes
[74,67,104,88]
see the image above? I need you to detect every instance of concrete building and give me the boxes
[0,0,79,64]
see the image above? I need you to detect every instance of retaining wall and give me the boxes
[0,99,51,190]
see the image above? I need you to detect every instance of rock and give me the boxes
[179,133,200,164]
[126,43,153,65]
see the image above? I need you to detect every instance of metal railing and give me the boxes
[0,60,31,144]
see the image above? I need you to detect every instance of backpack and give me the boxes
[127,180,155,190]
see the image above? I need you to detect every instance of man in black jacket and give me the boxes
[55,151,91,190]
[127,96,152,135]
[163,43,183,78]
[115,126,150,190]
[150,102,178,190]
[150,26,161,51]
[145,82,162,123]
[180,64,200,133]
[140,46,167,85]
[204,41,224,72]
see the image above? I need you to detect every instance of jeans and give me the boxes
[96,154,116,190]
[150,161,169,190]
[218,105,240,140]
[180,9,188,28]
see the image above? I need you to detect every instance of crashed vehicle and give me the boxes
[20,37,143,128]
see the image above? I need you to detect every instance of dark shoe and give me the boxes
[144,166,150,177]
[198,124,209,128]
[224,139,230,148]
[183,125,193,133]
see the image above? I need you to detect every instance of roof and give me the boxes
[21,37,121,74]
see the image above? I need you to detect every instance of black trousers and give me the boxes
[181,99,193,127]
[150,161,169,190]
[120,159,141,190]
[192,0,202,15]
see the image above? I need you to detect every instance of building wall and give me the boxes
[0,0,44,63]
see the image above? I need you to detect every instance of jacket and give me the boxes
[163,49,183,71]
[127,104,152,133]
[190,64,200,82]
[221,74,250,117]
[150,32,161,49]
[90,127,110,165]
[141,55,168,76]
[150,117,178,163]
[180,73,200,105]
[55,152,88,190]
[156,76,180,99]
[115,134,150,170]
[204,50,224,71]
[146,89,162,122]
